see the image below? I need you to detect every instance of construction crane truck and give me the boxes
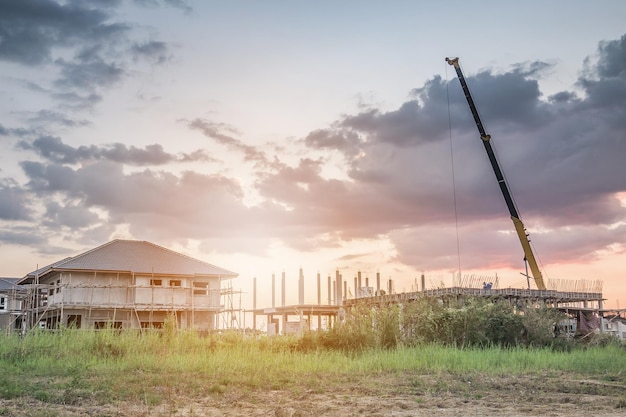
[445,57,547,291]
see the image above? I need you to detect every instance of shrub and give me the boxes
[520,306,565,347]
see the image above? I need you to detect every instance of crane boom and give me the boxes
[445,57,546,290]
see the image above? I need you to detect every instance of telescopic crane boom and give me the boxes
[445,57,546,290]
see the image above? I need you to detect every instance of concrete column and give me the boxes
[336,270,342,305]
[327,275,331,305]
[272,273,275,308]
[253,277,257,310]
[298,268,304,305]
[317,273,321,305]
[281,271,285,307]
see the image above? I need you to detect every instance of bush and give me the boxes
[520,306,564,347]
[484,302,524,347]
[332,298,577,350]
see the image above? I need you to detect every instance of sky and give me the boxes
[1,0,625,313]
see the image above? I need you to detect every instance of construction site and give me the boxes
[2,59,624,340]
[243,265,622,338]
[245,58,624,340]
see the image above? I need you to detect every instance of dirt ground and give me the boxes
[1,372,625,416]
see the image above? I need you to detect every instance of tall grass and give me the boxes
[0,329,624,406]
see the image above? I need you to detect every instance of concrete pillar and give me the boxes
[336,270,342,305]
[376,272,381,295]
[253,277,257,311]
[327,275,331,305]
[281,271,285,307]
[298,268,304,305]
[272,273,275,308]
[251,277,256,331]
[317,273,321,305]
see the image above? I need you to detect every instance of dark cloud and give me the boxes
[0,0,173,111]
[303,129,363,157]
[0,0,128,65]
[593,34,626,79]
[26,110,92,128]
[51,91,103,109]
[130,41,170,64]
[0,182,33,221]
[55,55,125,90]
[0,228,48,247]
[103,143,178,165]
[43,201,100,229]
[0,123,33,137]
[18,135,212,166]
[579,34,626,115]
[20,161,77,193]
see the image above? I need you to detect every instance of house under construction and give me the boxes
[10,239,238,332]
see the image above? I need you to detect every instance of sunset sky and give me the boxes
[1,1,625,311]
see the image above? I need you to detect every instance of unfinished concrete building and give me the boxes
[16,240,237,331]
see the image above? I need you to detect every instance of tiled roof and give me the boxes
[23,240,237,279]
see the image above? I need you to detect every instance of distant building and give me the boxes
[16,240,237,331]
[603,315,626,340]
[0,277,21,333]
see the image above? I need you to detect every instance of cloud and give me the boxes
[0,181,33,221]
[3,27,626,278]
[26,110,92,128]
[17,160,288,248]
[17,135,213,166]
[0,0,173,111]
[20,161,76,193]
[0,123,33,138]
[55,55,125,91]
[0,0,128,66]
[43,201,100,229]
[188,118,272,167]
[303,129,363,158]
[130,41,171,64]
[0,228,48,247]
[251,34,626,269]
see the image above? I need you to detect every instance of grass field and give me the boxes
[0,330,625,416]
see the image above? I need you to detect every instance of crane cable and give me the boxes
[445,62,463,284]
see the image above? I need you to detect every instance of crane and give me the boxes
[445,57,547,290]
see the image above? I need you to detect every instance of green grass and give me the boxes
[0,329,624,407]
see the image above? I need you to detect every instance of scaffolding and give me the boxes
[219,281,243,330]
